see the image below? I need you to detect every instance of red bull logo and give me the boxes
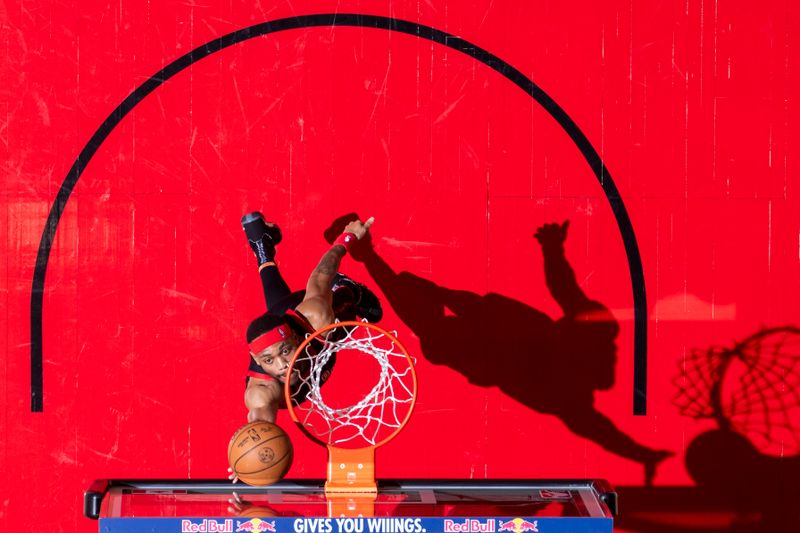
[236,518,277,533]
[443,519,496,532]
[181,519,233,532]
[539,490,570,500]
[497,518,539,533]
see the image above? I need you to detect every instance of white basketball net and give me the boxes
[289,322,416,448]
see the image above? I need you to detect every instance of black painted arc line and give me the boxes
[30,13,647,414]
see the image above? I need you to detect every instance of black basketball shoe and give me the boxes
[332,273,383,323]
[241,212,283,264]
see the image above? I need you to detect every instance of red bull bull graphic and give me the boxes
[236,518,277,533]
[497,518,539,533]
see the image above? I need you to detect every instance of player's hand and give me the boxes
[534,220,569,246]
[227,491,248,515]
[227,467,239,484]
[343,217,375,240]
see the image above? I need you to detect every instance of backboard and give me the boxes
[85,479,617,532]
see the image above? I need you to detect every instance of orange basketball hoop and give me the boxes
[284,321,418,516]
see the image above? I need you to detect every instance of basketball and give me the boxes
[238,506,278,518]
[228,421,293,486]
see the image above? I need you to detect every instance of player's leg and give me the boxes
[241,212,293,310]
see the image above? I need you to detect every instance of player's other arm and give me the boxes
[244,378,282,424]
[297,217,375,329]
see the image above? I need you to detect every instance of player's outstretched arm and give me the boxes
[534,220,591,315]
[297,217,375,329]
[230,380,280,482]
[244,378,282,424]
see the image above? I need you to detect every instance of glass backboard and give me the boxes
[85,479,617,533]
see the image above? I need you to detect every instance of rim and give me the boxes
[284,320,418,449]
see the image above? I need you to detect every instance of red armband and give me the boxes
[333,232,357,253]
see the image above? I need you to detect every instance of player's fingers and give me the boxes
[561,220,570,232]
[363,217,375,231]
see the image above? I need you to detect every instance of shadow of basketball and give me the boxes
[670,327,800,531]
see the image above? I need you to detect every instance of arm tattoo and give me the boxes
[313,247,345,276]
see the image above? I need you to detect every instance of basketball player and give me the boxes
[239,213,379,424]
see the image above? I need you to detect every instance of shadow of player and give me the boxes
[326,214,671,484]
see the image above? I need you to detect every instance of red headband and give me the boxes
[248,323,292,354]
